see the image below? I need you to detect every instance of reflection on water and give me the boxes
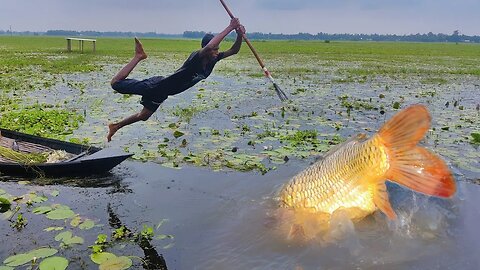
[0,164,133,192]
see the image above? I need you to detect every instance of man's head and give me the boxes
[201,33,214,48]
[201,33,219,60]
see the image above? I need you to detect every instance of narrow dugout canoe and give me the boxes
[0,128,132,177]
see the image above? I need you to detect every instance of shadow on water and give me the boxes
[107,203,168,270]
[0,164,133,193]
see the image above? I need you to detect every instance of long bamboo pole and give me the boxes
[219,0,288,101]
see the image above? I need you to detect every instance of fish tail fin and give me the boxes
[378,105,456,201]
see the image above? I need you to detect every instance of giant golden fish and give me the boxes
[279,104,456,220]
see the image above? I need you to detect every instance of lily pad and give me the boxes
[44,227,64,232]
[33,206,53,215]
[3,254,31,267]
[99,256,132,270]
[55,231,84,246]
[30,194,48,203]
[50,190,60,197]
[28,248,59,259]
[46,207,75,220]
[0,266,14,270]
[0,197,11,213]
[70,216,82,227]
[3,248,57,267]
[90,252,117,265]
[79,219,95,230]
[39,256,69,270]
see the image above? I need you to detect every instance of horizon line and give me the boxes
[1,29,479,37]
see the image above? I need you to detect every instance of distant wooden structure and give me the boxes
[66,37,96,53]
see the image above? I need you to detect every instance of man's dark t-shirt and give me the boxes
[112,50,225,112]
[142,51,225,108]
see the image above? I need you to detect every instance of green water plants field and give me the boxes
[1,35,479,270]
[0,36,479,176]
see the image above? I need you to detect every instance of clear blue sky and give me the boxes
[1,0,479,35]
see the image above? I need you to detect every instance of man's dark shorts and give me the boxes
[111,76,168,112]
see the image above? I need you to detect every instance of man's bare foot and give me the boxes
[107,123,118,142]
[134,38,147,60]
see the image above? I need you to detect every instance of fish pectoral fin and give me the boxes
[287,223,306,242]
[373,182,397,220]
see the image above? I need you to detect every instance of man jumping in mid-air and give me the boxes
[108,18,245,141]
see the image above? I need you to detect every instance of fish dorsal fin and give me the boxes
[321,133,367,160]
[373,182,397,219]
[378,105,430,149]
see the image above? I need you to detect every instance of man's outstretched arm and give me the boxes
[222,25,245,58]
[199,18,241,58]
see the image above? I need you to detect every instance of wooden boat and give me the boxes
[0,128,132,177]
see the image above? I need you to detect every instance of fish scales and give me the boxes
[279,136,388,214]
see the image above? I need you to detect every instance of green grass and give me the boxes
[1,36,479,78]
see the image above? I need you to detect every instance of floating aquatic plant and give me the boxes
[471,132,480,145]
[96,255,132,270]
[0,106,84,140]
[3,248,57,267]
[55,231,84,246]
[0,197,10,213]
[38,256,68,270]
[32,205,76,220]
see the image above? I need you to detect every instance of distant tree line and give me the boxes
[184,30,480,43]
[43,30,182,38]
[0,29,479,43]
[0,29,182,38]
